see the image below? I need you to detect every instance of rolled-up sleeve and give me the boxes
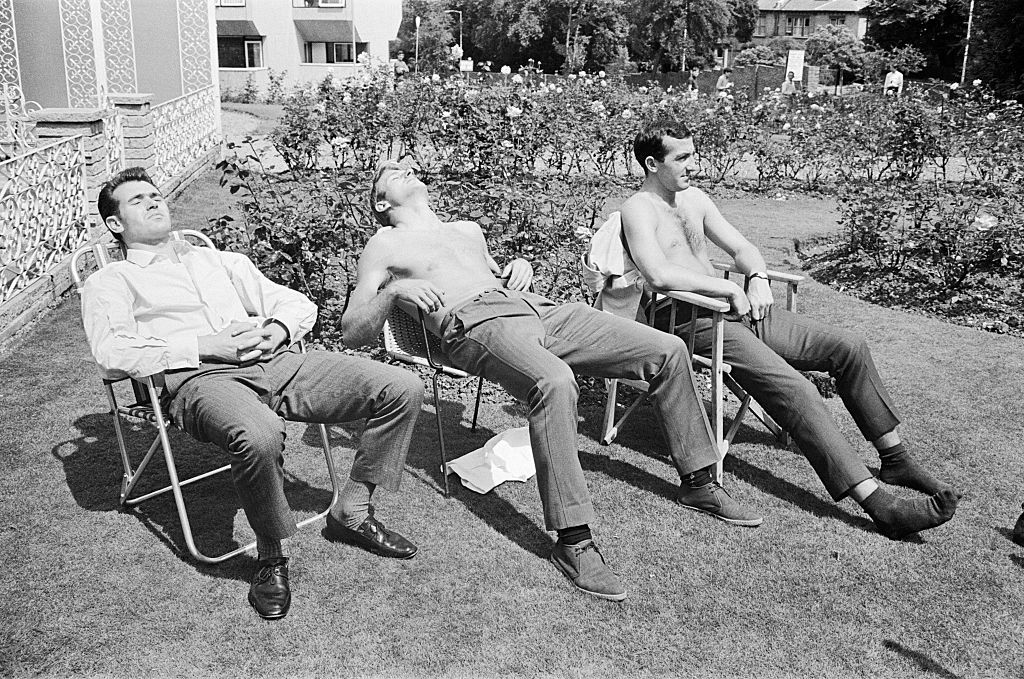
[82,272,200,379]
[222,252,318,343]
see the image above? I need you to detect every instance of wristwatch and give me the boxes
[745,271,769,283]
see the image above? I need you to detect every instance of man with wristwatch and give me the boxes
[614,120,961,540]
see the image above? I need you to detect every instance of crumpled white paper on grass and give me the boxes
[446,426,535,494]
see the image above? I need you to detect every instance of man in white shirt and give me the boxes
[884,66,904,96]
[82,167,425,620]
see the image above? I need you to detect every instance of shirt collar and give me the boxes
[125,239,193,267]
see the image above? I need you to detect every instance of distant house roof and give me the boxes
[757,0,869,11]
[293,19,361,43]
[216,20,262,37]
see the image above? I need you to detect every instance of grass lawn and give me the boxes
[2,168,1022,677]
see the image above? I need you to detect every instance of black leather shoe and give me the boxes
[325,512,418,559]
[248,557,290,620]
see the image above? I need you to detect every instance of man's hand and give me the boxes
[198,322,270,364]
[502,258,533,291]
[745,277,774,322]
[388,278,446,313]
[725,282,751,320]
[256,321,289,359]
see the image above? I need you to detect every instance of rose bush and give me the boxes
[216,64,1024,343]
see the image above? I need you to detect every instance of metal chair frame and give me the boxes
[599,261,802,479]
[382,305,483,497]
[70,229,341,564]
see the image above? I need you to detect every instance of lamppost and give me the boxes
[415,15,421,73]
[960,0,975,84]
[445,9,463,52]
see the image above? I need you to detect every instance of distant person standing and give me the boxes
[716,67,734,99]
[687,66,701,101]
[781,70,798,107]
[883,65,903,96]
[393,51,409,80]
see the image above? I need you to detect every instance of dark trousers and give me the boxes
[442,289,720,531]
[167,348,424,539]
[677,308,901,501]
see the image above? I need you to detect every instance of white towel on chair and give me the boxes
[447,426,535,494]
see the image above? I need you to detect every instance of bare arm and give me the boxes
[696,189,774,320]
[620,197,747,313]
[340,237,445,348]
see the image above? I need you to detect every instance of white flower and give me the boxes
[973,79,982,87]
[506,105,522,118]
[705,108,714,114]
[810,103,822,111]
[548,83,557,91]
[782,122,791,131]
[854,120,862,126]
[753,104,763,113]
[568,74,577,80]
[376,102,386,111]
[590,101,606,113]
[500,65,512,75]
[949,82,959,90]
[639,86,648,94]
[501,140,513,148]
[621,109,633,119]
[986,112,997,120]
[598,70,606,78]
[555,87,563,93]
[973,212,998,231]
[600,80,608,87]
[431,73,441,82]
[342,94,352,104]
[578,71,586,77]
[511,74,523,84]
[441,110,452,118]
[815,122,821,130]
[574,225,593,238]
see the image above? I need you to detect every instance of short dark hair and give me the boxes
[724,67,733,73]
[369,160,403,226]
[98,166,157,241]
[633,120,693,174]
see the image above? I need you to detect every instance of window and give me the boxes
[217,37,263,68]
[829,14,846,26]
[303,42,314,64]
[755,15,767,37]
[245,40,263,68]
[216,0,245,6]
[786,16,811,37]
[293,0,346,7]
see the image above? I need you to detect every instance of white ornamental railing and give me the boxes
[0,135,88,306]
[151,84,219,187]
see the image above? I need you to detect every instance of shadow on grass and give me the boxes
[52,412,339,582]
[403,397,554,560]
[883,640,962,679]
[577,398,874,532]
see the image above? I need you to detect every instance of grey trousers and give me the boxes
[441,289,720,532]
[167,348,424,539]
[677,307,901,501]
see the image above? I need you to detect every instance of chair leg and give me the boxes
[601,379,619,445]
[470,375,484,431]
[431,372,451,497]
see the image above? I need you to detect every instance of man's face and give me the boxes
[107,180,172,245]
[375,165,426,212]
[651,136,697,191]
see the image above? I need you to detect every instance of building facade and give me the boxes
[214,0,402,93]
[753,0,870,43]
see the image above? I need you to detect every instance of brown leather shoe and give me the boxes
[248,557,290,620]
[325,511,418,559]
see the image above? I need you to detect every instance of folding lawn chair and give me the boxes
[382,305,483,497]
[70,229,341,564]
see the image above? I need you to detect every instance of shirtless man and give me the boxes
[618,120,961,539]
[341,160,762,602]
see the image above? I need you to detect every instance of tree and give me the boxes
[627,0,733,72]
[805,24,865,92]
[968,0,1024,98]
[728,0,758,44]
[865,0,968,81]
[733,44,781,67]
[860,45,927,83]
[396,0,456,72]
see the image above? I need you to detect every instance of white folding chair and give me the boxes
[70,229,341,564]
[382,305,483,497]
[597,261,803,480]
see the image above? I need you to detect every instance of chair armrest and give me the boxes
[711,261,804,284]
[658,289,731,314]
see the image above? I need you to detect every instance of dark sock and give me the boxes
[683,465,714,489]
[861,487,959,539]
[877,443,953,496]
[557,525,592,546]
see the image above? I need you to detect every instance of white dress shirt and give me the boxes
[82,240,317,379]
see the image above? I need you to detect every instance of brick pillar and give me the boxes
[29,108,115,238]
[108,93,156,175]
